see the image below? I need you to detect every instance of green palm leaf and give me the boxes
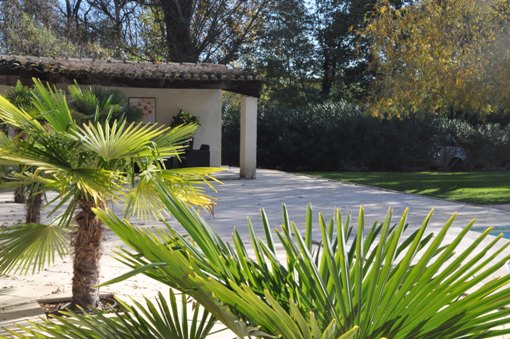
[0,96,46,135]
[0,223,69,275]
[123,166,222,220]
[91,183,510,338]
[89,204,362,338]
[30,79,74,132]
[74,120,173,161]
[7,290,218,339]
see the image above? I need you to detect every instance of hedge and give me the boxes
[222,102,510,171]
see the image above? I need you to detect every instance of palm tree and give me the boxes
[5,81,33,205]
[0,79,219,308]
[67,83,143,124]
[4,81,143,223]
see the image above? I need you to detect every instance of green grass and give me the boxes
[305,171,510,205]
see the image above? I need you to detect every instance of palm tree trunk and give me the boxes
[25,191,42,223]
[72,197,104,308]
[14,186,26,203]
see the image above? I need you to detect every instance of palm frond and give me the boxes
[0,135,127,204]
[92,183,510,338]
[68,83,141,123]
[65,168,125,204]
[73,120,177,161]
[92,206,357,338]
[6,81,34,113]
[7,290,219,339]
[0,96,46,134]
[30,79,74,132]
[0,127,81,173]
[0,223,69,275]
[152,123,199,149]
[0,168,39,189]
[68,83,102,120]
[123,166,223,220]
[93,212,274,338]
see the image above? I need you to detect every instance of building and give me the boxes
[0,55,262,178]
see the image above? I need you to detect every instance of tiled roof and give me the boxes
[0,55,262,97]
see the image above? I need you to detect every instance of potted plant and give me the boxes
[170,110,200,150]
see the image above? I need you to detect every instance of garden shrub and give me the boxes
[434,118,510,170]
[222,102,510,171]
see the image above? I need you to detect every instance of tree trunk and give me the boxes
[159,1,197,62]
[72,197,104,308]
[14,186,26,203]
[321,47,336,98]
[25,191,42,224]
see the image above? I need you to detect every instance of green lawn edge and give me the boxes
[305,171,510,205]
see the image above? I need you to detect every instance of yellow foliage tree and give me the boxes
[363,0,510,119]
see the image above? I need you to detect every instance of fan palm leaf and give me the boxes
[0,223,69,275]
[67,83,142,123]
[0,96,46,134]
[30,79,74,132]
[73,120,182,161]
[6,290,218,339]
[123,166,221,220]
[88,182,510,338]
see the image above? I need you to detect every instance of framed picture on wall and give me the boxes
[128,97,156,123]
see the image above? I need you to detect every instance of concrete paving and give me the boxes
[1,168,510,336]
[207,169,510,235]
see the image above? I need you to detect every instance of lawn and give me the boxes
[306,171,510,205]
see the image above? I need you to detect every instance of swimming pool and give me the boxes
[472,226,510,271]
[472,226,510,240]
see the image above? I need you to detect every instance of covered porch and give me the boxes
[0,55,262,179]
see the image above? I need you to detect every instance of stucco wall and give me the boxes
[0,84,222,167]
[109,87,222,166]
[0,85,11,95]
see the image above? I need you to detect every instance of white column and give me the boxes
[7,125,15,138]
[240,96,257,179]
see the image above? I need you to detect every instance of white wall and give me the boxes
[0,85,11,95]
[108,87,222,167]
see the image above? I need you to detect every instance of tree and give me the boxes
[5,82,32,205]
[5,83,47,223]
[5,82,143,222]
[0,0,79,56]
[57,0,89,51]
[139,0,273,63]
[83,0,143,58]
[364,0,510,119]
[314,0,406,100]
[249,0,319,106]
[133,6,169,60]
[0,79,219,308]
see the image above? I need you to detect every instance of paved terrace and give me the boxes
[1,168,510,335]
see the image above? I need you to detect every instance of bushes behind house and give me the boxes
[222,102,510,171]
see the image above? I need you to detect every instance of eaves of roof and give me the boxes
[0,55,263,97]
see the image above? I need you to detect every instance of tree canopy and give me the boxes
[1,0,510,117]
[141,0,272,63]
[364,0,510,119]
